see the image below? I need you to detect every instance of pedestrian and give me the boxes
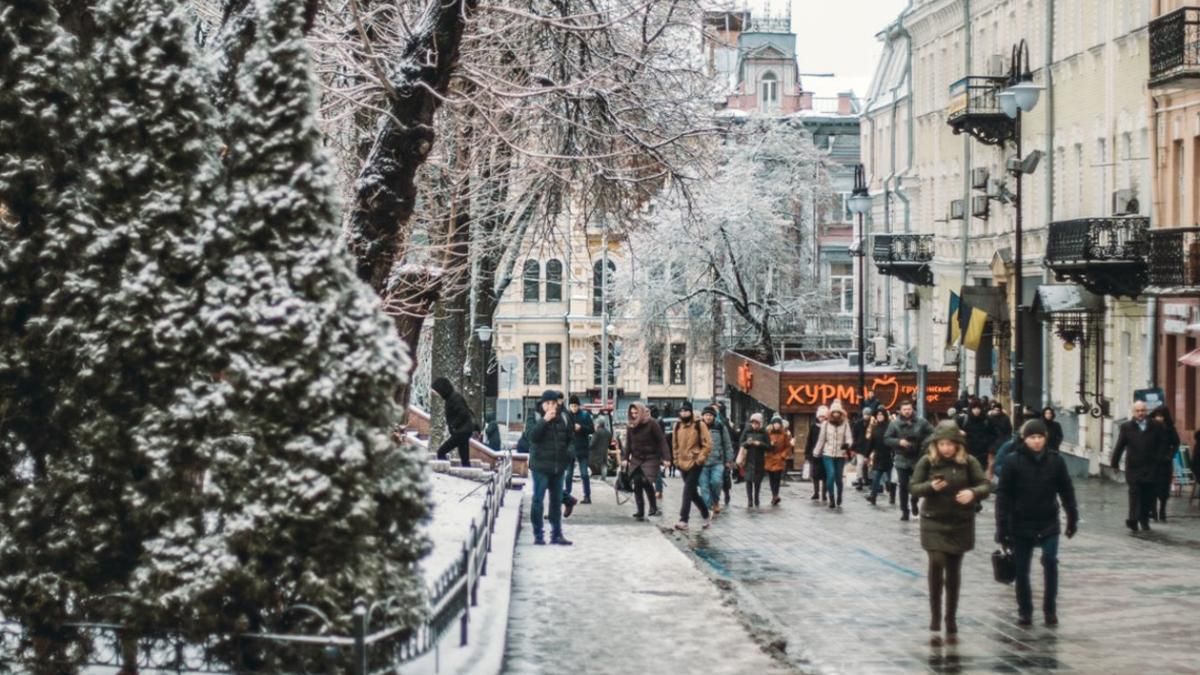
[910,421,991,634]
[737,412,771,508]
[852,407,872,491]
[961,401,998,476]
[945,407,958,427]
[563,395,596,506]
[806,405,829,502]
[715,402,736,506]
[1150,406,1180,523]
[588,415,613,480]
[484,412,502,453]
[527,390,574,546]
[701,405,733,515]
[671,402,712,531]
[765,414,792,506]
[431,377,477,468]
[1041,407,1064,453]
[622,402,670,521]
[988,401,1014,445]
[649,405,667,500]
[812,400,852,509]
[995,419,1078,627]
[884,400,935,521]
[1110,400,1164,531]
[866,408,893,505]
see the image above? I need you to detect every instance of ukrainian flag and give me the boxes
[946,292,961,348]
[959,299,989,352]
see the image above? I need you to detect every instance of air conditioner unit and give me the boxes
[887,345,907,367]
[848,352,861,367]
[971,168,990,190]
[989,54,1007,77]
[972,195,990,219]
[949,199,966,220]
[905,292,920,310]
[871,336,889,364]
[1112,189,1139,216]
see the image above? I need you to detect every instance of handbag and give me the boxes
[991,548,1016,585]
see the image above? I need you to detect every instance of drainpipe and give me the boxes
[1042,0,1055,408]
[894,14,915,361]
[1148,93,1163,388]
[961,0,973,390]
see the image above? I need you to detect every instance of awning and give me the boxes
[961,285,1008,321]
[1180,348,1200,368]
[1033,284,1105,315]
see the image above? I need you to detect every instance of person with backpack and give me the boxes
[910,422,991,634]
[701,405,733,515]
[765,414,793,506]
[812,400,852,509]
[995,419,1078,626]
[885,400,934,521]
[588,415,613,480]
[563,395,596,505]
[671,402,712,531]
[527,390,575,546]
[432,377,478,468]
[737,413,771,509]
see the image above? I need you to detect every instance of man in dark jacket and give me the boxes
[528,389,574,545]
[961,402,998,473]
[588,415,613,478]
[884,400,934,521]
[563,395,596,505]
[432,377,477,468]
[1111,400,1164,531]
[988,401,1014,444]
[995,419,1078,626]
[484,413,502,453]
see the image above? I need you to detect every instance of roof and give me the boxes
[1033,285,1105,315]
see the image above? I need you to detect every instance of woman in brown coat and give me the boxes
[910,421,990,635]
[622,402,670,520]
[765,414,792,506]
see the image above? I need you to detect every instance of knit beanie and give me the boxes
[1021,419,1048,439]
[702,405,717,416]
[749,412,764,424]
[569,394,581,406]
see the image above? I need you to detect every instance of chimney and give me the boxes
[837,91,854,115]
[799,91,814,111]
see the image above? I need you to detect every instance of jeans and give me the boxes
[1012,534,1060,617]
[699,463,724,508]
[896,466,919,516]
[869,468,890,499]
[1128,481,1156,524]
[530,469,565,539]
[823,457,845,503]
[563,454,590,499]
[436,432,473,468]
[679,465,710,523]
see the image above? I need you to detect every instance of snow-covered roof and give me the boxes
[775,358,909,374]
[1033,284,1105,315]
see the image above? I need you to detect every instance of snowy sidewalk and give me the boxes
[503,476,794,674]
[420,472,492,585]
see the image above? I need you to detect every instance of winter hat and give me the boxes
[540,389,559,403]
[1021,419,1048,439]
[829,400,846,415]
[569,394,581,406]
[947,407,957,417]
[702,405,717,416]
[680,401,694,413]
[770,413,784,424]
[816,404,830,419]
[431,377,453,398]
[749,412,764,424]
[927,421,965,448]
[990,401,1004,411]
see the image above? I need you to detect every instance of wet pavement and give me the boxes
[665,472,1200,674]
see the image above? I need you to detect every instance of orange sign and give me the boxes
[738,362,754,391]
[784,376,955,411]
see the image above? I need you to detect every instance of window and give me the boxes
[545,259,563,302]
[647,343,665,385]
[830,261,854,314]
[545,343,562,385]
[759,71,778,112]
[523,343,540,385]
[522,260,540,302]
[592,342,616,385]
[593,259,616,316]
[669,343,687,385]
[671,261,686,297]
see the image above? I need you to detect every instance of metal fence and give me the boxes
[0,456,514,675]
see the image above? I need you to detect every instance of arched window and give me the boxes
[759,70,778,111]
[545,259,563,302]
[522,260,540,302]
[592,259,616,316]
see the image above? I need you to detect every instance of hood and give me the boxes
[628,402,650,428]
[431,377,454,398]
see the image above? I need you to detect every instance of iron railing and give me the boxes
[1148,226,1200,291]
[947,76,1008,122]
[1045,217,1151,298]
[1150,6,1200,86]
[872,234,934,286]
[0,457,514,675]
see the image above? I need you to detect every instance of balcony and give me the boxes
[1044,217,1150,298]
[1150,6,1200,89]
[946,76,1015,146]
[872,234,934,286]
[1147,227,1200,295]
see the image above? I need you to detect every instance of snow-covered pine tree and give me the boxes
[150,0,429,640]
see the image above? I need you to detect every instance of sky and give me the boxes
[786,0,910,100]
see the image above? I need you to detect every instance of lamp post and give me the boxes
[998,39,1043,423]
[848,164,873,406]
[475,325,493,419]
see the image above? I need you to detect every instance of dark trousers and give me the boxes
[745,467,764,506]
[530,469,565,539]
[1128,481,1156,525]
[897,466,919,516]
[679,465,710,523]
[564,454,590,500]
[722,467,732,505]
[633,474,658,516]
[809,457,825,497]
[927,551,963,625]
[1013,535,1060,618]
[436,432,473,468]
[767,470,783,498]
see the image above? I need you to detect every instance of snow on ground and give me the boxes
[420,471,491,585]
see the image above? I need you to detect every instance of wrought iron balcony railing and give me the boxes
[1150,6,1200,88]
[872,234,934,286]
[946,76,1015,146]
[1045,217,1150,298]
[1148,226,1200,294]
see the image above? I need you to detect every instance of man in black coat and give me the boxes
[1110,400,1164,531]
[563,395,596,505]
[432,377,477,468]
[995,420,1079,626]
[528,390,575,546]
[961,402,998,474]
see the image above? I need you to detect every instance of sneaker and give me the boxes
[534,535,546,545]
[674,521,689,531]
[550,535,573,546]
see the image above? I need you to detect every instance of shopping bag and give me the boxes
[992,548,1016,585]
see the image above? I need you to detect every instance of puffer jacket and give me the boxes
[961,412,997,462]
[995,443,1078,541]
[705,421,733,467]
[672,418,712,471]
[765,428,792,472]
[812,420,852,459]
[528,411,573,475]
[739,427,771,476]
[910,453,990,554]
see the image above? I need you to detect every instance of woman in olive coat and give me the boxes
[910,422,991,635]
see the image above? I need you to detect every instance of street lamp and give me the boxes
[847,164,872,407]
[999,39,1042,424]
[475,325,493,419]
